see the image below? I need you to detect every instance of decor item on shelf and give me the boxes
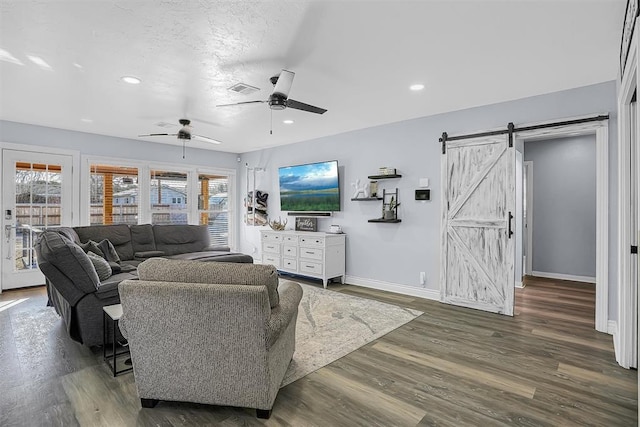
[328,224,343,234]
[369,180,378,197]
[351,179,369,199]
[268,217,287,231]
[383,196,400,220]
[295,217,317,232]
[378,167,397,176]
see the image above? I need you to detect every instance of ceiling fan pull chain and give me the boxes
[270,108,273,135]
[182,139,185,159]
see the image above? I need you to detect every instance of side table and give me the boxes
[103,304,133,377]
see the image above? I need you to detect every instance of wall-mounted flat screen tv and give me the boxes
[278,160,340,212]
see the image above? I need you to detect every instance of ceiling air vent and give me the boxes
[154,121,176,128]
[228,82,260,95]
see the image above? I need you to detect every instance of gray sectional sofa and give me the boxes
[34,224,253,346]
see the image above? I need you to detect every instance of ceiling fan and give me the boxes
[217,70,327,115]
[139,119,222,158]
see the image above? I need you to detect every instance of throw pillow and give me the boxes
[87,251,112,281]
[79,240,104,258]
[97,239,121,264]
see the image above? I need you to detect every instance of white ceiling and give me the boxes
[0,0,626,154]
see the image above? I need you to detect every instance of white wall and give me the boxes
[239,81,619,318]
[0,81,620,319]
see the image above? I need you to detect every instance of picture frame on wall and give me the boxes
[295,217,317,232]
[620,0,639,73]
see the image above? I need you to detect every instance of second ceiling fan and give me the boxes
[217,70,327,115]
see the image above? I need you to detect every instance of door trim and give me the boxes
[514,116,609,334]
[524,160,533,276]
[617,20,639,369]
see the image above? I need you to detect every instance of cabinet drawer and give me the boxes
[299,236,325,247]
[262,243,280,254]
[299,247,323,260]
[283,245,298,257]
[262,233,282,243]
[282,258,297,271]
[262,255,280,268]
[283,235,298,244]
[299,260,323,274]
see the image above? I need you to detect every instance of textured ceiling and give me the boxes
[0,1,627,154]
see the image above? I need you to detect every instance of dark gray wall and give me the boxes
[525,135,597,278]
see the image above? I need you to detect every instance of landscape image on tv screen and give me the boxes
[278,160,340,211]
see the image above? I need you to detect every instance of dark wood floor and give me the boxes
[0,277,636,426]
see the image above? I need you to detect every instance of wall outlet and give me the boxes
[419,271,426,285]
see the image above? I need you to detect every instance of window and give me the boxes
[89,164,139,225]
[150,169,188,225]
[198,173,231,247]
[84,159,236,248]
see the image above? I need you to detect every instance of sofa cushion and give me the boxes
[130,224,156,254]
[36,232,100,294]
[87,251,112,281]
[152,224,209,256]
[51,227,81,244]
[74,224,134,260]
[96,271,138,300]
[137,258,279,308]
[79,240,103,257]
[134,250,165,259]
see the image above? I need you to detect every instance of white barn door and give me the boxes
[440,133,515,315]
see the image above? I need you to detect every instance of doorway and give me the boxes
[514,117,609,334]
[1,149,74,291]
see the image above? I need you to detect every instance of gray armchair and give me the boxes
[118,258,303,419]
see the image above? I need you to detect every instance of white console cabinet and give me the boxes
[260,230,346,288]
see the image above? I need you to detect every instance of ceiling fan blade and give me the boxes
[273,70,295,98]
[192,134,222,145]
[216,100,266,107]
[286,99,327,115]
[138,133,177,137]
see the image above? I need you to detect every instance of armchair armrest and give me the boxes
[266,280,303,348]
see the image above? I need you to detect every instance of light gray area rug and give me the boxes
[281,282,423,386]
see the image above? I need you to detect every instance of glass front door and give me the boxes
[1,150,73,290]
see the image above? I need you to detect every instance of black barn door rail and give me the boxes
[440,114,609,154]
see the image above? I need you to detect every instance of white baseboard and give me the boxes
[608,320,617,336]
[345,275,440,301]
[531,271,596,284]
[515,281,525,289]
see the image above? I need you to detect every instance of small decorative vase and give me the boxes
[383,210,395,220]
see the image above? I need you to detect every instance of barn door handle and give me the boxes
[508,212,514,239]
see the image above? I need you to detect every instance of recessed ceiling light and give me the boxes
[409,84,425,91]
[81,118,93,123]
[121,75,141,85]
[283,119,294,124]
[73,63,84,70]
